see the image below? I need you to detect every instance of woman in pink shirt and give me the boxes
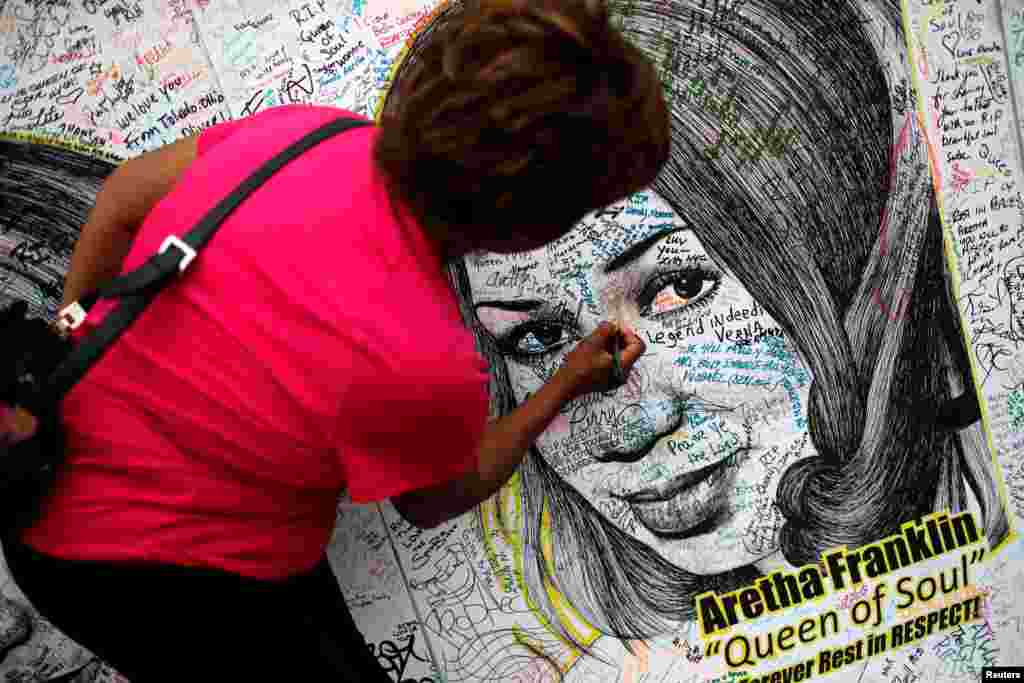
[3,0,667,680]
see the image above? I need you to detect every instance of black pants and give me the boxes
[3,534,393,682]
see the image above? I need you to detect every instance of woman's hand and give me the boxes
[555,321,646,401]
[394,321,646,529]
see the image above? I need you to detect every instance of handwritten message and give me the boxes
[906,0,1024,500]
[197,0,382,120]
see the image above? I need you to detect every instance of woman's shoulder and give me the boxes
[250,103,371,125]
[198,104,373,155]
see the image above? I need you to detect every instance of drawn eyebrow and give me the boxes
[473,299,546,312]
[603,226,690,273]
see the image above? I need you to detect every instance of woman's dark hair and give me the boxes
[394,0,1010,661]
[375,0,670,250]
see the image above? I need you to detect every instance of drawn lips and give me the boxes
[622,456,730,503]
[616,452,741,537]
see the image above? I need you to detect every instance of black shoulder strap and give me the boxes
[28,115,372,412]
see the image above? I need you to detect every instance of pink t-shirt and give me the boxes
[23,105,490,580]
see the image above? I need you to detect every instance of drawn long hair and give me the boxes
[390,0,1010,652]
[0,136,115,318]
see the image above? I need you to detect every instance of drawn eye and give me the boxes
[502,321,576,357]
[639,269,721,318]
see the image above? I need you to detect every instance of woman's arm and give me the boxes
[62,135,199,308]
[392,322,645,528]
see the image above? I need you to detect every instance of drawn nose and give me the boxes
[591,399,686,464]
[585,349,684,462]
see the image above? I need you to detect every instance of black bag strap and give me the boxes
[26,115,372,413]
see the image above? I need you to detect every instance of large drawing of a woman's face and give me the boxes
[467,192,818,575]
